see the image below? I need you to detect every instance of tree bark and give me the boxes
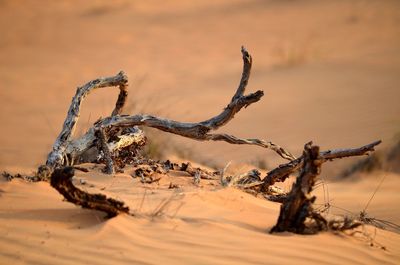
[50,167,129,218]
[45,71,129,171]
[270,142,325,234]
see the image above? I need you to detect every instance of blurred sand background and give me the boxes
[0,0,399,173]
[0,1,399,264]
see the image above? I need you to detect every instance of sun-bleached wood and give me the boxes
[83,47,295,161]
[41,47,295,178]
[37,47,383,222]
[45,71,129,171]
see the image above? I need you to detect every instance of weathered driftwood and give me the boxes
[270,142,373,234]
[37,46,383,222]
[85,47,295,161]
[40,47,295,179]
[50,167,129,217]
[38,71,146,178]
[221,169,262,188]
[261,140,381,191]
[44,71,130,171]
[131,160,218,182]
[271,142,327,234]
[70,127,146,166]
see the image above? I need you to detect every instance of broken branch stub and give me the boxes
[271,142,326,234]
[50,167,129,218]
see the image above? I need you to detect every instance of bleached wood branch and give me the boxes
[261,140,382,191]
[65,127,145,165]
[45,71,129,170]
[36,46,383,224]
[86,47,295,161]
[41,47,294,174]
[90,114,295,161]
[41,47,295,178]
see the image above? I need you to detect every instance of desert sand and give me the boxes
[0,0,399,264]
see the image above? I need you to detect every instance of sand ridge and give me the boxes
[0,167,399,264]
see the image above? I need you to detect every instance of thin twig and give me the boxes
[363,174,386,213]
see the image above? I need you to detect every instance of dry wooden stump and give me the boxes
[271,142,326,233]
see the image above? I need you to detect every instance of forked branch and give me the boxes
[42,47,295,178]
[38,46,383,223]
[45,72,128,171]
[90,47,295,161]
[261,140,382,191]
[271,142,324,234]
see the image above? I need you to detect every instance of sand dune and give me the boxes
[1,169,399,265]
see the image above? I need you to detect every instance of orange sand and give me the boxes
[1,168,399,264]
[0,0,399,264]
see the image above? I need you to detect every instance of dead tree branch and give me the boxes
[40,47,294,179]
[261,140,381,191]
[271,142,326,234]
[86,47,295,161]
[34,46,383,225]
[45,71,129,171]
[111,77,128,116]
[68,127,146,166]
[50,167,129,217]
